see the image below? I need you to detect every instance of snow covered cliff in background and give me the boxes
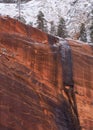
[0,0,93,42]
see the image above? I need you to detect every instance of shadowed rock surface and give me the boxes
[0,16,93,130]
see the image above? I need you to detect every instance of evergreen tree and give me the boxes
[79,23,87,42]
[29,22,33,26]
[90,10,93,43]
[43,19,48,33]
[16,0,21,19]
[36,11,48,33]
[90,22,93,43]
[17,0,21,19]
[57,17,67,38]
[50,21,56,35]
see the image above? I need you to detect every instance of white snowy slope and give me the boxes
[0,0,93,41]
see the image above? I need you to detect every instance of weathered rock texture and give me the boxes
[0,16,93,130]
[68,40,93,130]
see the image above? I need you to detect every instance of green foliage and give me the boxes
[79,23,87,42]
[28,22,33,26]
[90,10,93,43]
[90,24,93,43]
[57,17,67,38]
[36,11,48,33]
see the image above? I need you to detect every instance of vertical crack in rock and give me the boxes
[48,35,81,130]
[59,38,81,130]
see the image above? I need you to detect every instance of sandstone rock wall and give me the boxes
[68,40,93,130]
[0,16,93,130]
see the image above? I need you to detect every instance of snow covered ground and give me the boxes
[0,0,93,41]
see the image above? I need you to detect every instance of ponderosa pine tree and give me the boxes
[37,11,48,33]
[90,10,93,43]
[57,17,67,38]
[17,0,21,19]
[79,23,87,42]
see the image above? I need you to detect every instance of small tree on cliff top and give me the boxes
[57,17,67,38]
[90,10,93,43]
[79,23,87,42]
[37,11,48,33]
[17,0,21,19]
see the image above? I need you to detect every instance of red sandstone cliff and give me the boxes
[0,16,93,130]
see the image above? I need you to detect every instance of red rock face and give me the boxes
[0,16,93,130]
[68,40,93,130]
